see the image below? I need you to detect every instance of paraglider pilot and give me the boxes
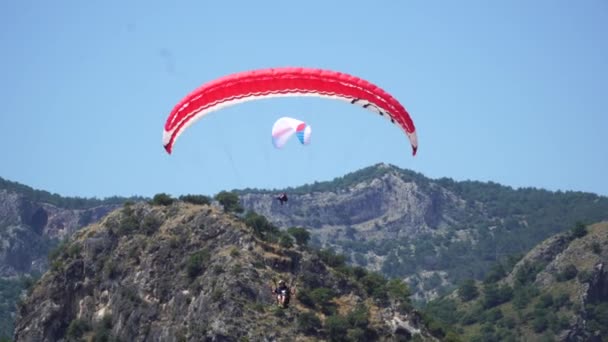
[276,193,288,205]
[272,279,296,308]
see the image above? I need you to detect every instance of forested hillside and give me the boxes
[238,164,608,301]
[423,222,608,341]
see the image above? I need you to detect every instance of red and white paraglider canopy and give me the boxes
[163,67,418,156]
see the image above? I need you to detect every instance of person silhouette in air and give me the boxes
[276,193,288,205]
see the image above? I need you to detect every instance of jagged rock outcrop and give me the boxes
[13,202,439,341]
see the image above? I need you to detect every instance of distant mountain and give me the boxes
[423,221,608,341]
[0,177,146,276]
[0,176,143,211]
[13,200,440,341]
[0,190,118,277]
[237,163,608,301]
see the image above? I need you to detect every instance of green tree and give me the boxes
[533,314,548,333]
[325,315,349,341]
[387,279,411,302]
[308,287,337,314]
[179,194,211,205]
[66,319,91,340]
[214,191,243,213]
[458,279,479,302]
[360,272,387,297]
[186,249,210,279]
[287,227,311,246]
[484,263,506,283]
[536,293,554,309]
[481,283,513,309]
[279,233,293,248]
[571,222,587,239]
[556,264,578,281]
[244,211,279,239]
[151,193,174,206]
[297,312,321,335]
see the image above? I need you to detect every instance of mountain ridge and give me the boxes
[2,163,608,339]
[236,163,608,301]
[13,200,440,341]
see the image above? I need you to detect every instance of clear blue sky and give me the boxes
[1,0,607,198]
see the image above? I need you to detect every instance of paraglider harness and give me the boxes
[272,278,296,308]
[276,193,288,205]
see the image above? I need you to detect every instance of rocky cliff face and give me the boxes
[239,167,470,242]
[13,201,439,342]
[0,189,119,277]
[239,166,489,302]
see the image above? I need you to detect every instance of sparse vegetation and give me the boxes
[141,215,162,235]
[117,205,140,235]
[186,249,211,279]
[66,318,91,340]
[92,314,114,341]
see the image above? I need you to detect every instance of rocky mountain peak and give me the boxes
[14,201,439,341]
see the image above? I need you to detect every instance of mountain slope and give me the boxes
[423,221,608,341]
[237,163,608,300]
[0,179,142,339]
[14,201,439,341]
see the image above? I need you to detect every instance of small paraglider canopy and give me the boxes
[271,117,311,149]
